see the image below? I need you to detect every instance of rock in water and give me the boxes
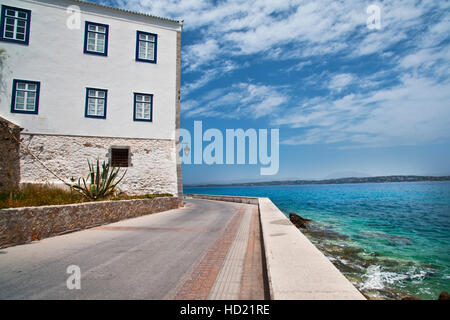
[438,291,450,300]
[289,213,312,229]
[402,296,421,300]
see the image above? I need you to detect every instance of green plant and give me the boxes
[71,159,126,201]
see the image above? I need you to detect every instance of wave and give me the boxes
[359,265,428,291]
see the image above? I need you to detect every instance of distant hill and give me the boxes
[323,171,370,179]
[185,175,450,188]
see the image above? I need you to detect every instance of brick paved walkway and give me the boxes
[208,206,252,299]
[173,203,266,300]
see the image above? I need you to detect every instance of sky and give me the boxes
[97,0,450,184]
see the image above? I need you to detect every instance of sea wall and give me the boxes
[258,197,365,300]
[0,196,179,249]
[184,194,259,205]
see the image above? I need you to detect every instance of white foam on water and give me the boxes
[360,265,408,290]
[418,287,432,295]
[407,266,427,282]
[360,264,430,291]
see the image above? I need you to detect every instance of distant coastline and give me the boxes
[185,175,450,188]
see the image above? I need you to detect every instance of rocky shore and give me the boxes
[288,212,447,300]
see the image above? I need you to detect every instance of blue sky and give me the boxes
[99,0,450,184]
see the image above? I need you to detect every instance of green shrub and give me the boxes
[71,159,126,201]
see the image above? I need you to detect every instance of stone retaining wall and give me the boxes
[0,196,179,249]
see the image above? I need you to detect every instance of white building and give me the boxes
[0,0,183,197]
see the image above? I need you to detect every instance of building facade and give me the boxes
[0,0,183,196]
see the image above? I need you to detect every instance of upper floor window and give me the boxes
[133,93,153,121]
[85,88,107,119]
[0,5,31,45]
[84,21,108,56]
[136,31,157,63]
[11,79,40,114]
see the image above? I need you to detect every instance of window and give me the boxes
[0,5,31,44]
[85,88,107,119]
[110,148,130,167]
[11,79,40,114]
[84,21,108,56]
[136,31,157,63]
[133,93,153,122]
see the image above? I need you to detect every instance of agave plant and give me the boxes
[71,159,126,200]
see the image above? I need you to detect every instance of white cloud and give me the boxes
[277,74,450,147]
[183,39,220,72]
[285,61,312,72]
[399,42,450,79]
[182,82,288,119]
[181,70,217,96]
[328,73,355,92]
[181,60,239,96]
[107,0,447,62]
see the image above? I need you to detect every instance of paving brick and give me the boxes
[173,208,245,300]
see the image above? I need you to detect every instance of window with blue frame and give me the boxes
[85,88,107,119]
[136,31,157,63]
[133,93,153,121]
[0,5,31,45]
[84,21,108,56]
[11,79,40,114]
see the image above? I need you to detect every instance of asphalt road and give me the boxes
[0,199,244,299]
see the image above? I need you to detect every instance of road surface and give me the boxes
[0,199,266,299]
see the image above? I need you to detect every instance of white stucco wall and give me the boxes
[0,0,181,140]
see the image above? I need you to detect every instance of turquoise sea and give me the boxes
[184,181,450,300]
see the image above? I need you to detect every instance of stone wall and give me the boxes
[0,196,179,248]
[0,117,20,192]
[186,194,259,205]
[19,134,179,196]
